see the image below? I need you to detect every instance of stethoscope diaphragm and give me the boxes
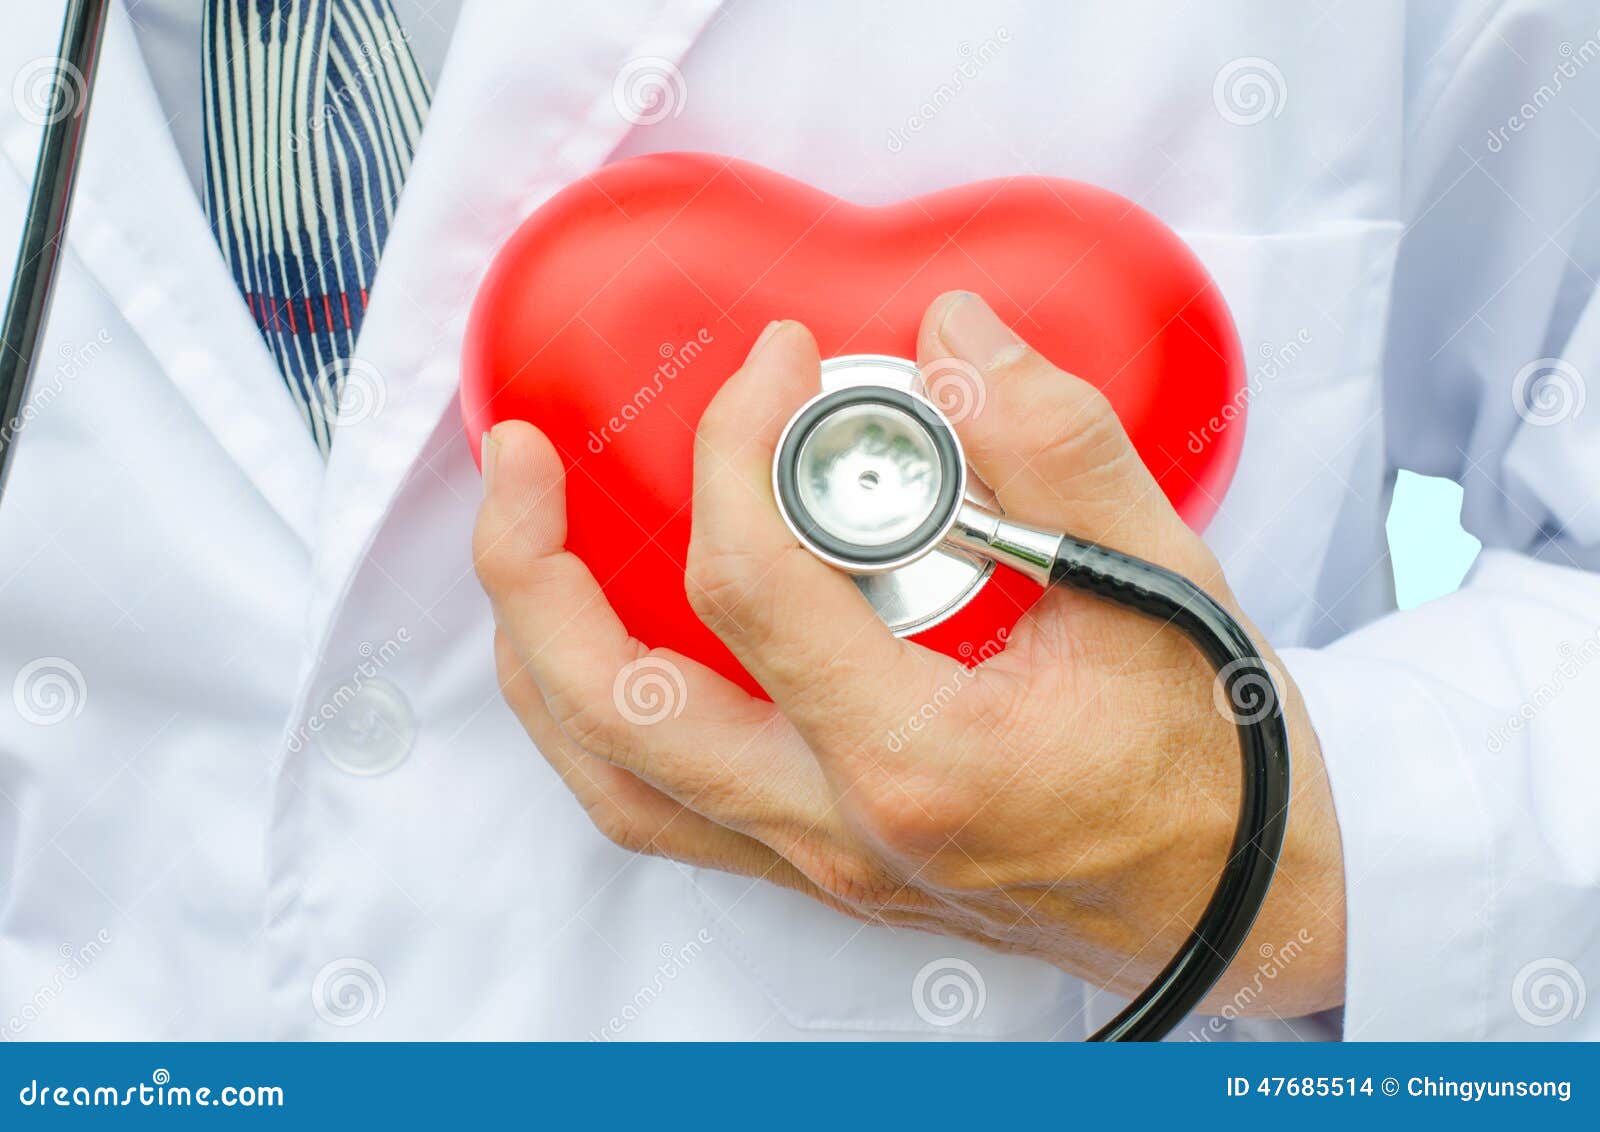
[772,355,994,636]
[775,384,966,571]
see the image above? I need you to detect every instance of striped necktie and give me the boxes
[201,0,431,455]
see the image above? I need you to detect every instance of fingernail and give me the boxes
[937,293,1026,371]
[750,319,784,358]
[481,429,500,497]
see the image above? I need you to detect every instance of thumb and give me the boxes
[915,290,1194,567]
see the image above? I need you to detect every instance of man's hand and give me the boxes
[473,291,1347,1017]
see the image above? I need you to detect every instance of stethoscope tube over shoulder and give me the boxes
[774,366,1291,1042]
[0,0,110,506]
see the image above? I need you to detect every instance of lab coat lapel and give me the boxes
[307,0,725,632]
[0,2,323,548]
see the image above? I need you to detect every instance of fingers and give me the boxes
[685,320,943,747]
[493,631,828,891]
[495,629,951,927]
[916,291,1189,565]
[473,419,830,824]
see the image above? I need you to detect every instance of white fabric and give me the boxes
[1,0,1597,1040]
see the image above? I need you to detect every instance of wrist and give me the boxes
[1200,687,1347,1016]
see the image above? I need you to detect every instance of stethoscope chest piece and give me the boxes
[773,355,994,636]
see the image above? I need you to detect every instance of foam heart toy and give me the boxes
[462,153,1244,695]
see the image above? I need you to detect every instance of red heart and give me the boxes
[462,153,1244,695]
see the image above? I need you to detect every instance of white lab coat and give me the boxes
[2,0,1597,1041]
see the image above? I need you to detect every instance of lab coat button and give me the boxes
[318,678,416,776]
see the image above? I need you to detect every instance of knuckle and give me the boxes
[789,843,904,909]
[678,761,751,821]
[682,538,746,629]
[850,775,973,861]
[1028,386,1132,473]
[554,689,631,761]
[851,777,998,895]
[684,539,780,642]
[695,382,743,445]
[471,511,525,598]
[587,804,657,857]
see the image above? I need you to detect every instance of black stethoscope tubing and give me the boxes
[0,0,109,505]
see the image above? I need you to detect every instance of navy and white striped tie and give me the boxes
[201,0,430,454]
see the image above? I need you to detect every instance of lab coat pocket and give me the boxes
[687,867,1081,1037]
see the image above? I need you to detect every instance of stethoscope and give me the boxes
[773,356,1290,1042]
[2,0,1289,1042]
[0,0,107,501]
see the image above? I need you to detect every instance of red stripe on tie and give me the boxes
[359,288,368,309]
[286,297,298,333]
[340,292,352,330]
[323,294,335,333]
[304,297,316,332]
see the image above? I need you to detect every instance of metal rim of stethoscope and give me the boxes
[772,383,970,575]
